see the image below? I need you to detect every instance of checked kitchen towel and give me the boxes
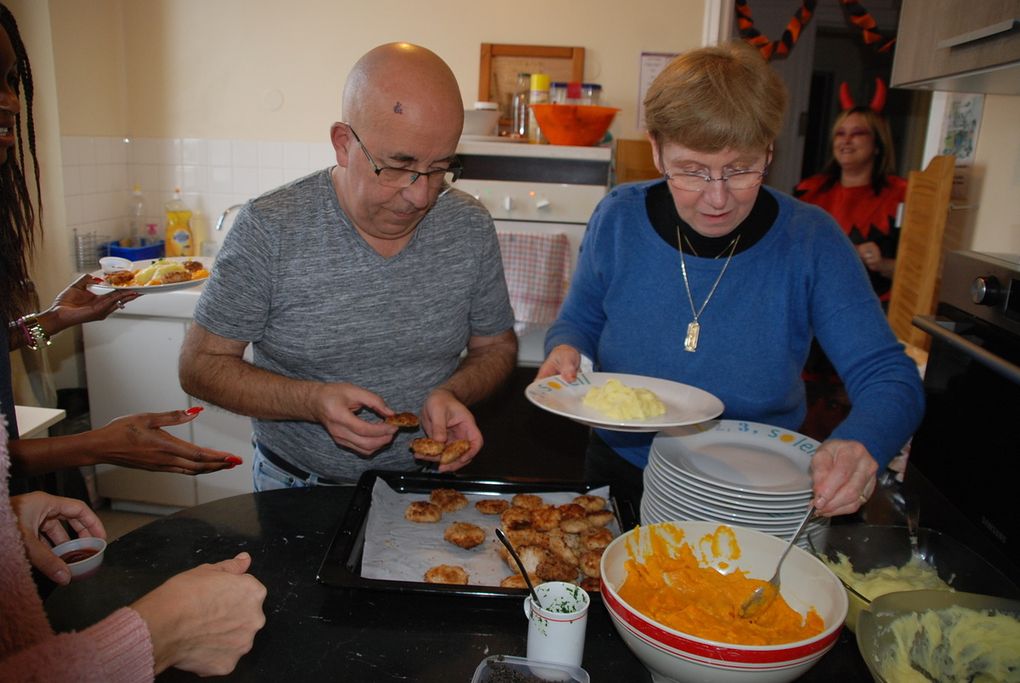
[496,230,572,335]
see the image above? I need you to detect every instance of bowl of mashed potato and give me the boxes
[857,590,1020,682]
[601,521,847,683]
[807,524,1020,632]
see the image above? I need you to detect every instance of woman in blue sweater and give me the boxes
[539,43,923,518]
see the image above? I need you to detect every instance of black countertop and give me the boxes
[44,465,1015,682]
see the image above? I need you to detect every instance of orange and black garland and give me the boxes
[735,0,896,62]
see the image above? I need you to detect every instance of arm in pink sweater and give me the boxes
[0,607,154,683]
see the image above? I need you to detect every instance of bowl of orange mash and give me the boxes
[600,521,848,683]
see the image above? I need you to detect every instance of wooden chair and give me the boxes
[886,154,957,351]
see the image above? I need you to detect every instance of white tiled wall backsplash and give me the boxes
[62,136,336,251]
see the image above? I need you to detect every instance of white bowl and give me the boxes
[463,108,500,137]
[51,537,107,579]
[600,521,848,683]
[99,256,133,273]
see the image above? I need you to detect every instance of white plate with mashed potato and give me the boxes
[89,256,212,293]
[524,372,724,432]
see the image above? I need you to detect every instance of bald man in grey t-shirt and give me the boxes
[179,43,517,485]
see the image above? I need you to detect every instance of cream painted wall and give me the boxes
[49,0,127,137]
[967,95,1020,254]
[53,0,706,142]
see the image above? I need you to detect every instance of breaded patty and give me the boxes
[424,564,469,585]
[443,522,486,549]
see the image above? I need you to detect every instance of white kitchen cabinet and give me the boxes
[83,309,254,508]
[192,402,254,504]
[892,0,1020,94]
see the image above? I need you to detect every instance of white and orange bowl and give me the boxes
[600,521,848,683]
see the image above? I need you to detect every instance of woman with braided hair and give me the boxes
[1,5,266,679]
[794,79,906,304]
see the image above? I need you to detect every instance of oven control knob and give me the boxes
[502,195,513,211]
[535,196,551,210]
[971,276,1002,306]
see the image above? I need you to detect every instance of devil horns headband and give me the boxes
[839,77,887,113]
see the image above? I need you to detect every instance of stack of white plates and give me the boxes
[641,420,829,549]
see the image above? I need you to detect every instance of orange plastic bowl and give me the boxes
[531,104,619,147]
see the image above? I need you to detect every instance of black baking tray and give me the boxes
[316,469,639,598]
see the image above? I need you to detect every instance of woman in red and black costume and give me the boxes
[794,78,905,303]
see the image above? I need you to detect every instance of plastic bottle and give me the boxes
[164,188,195,257]
[527,73,550,144]
[128,184,146,246]
[511,72,531,139]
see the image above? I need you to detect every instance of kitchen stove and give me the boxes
[455,139,613,366]
[909,250,1020,568]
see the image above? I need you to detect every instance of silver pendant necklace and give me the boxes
[677,225,740,352]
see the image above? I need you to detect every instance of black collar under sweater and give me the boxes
[645,181,779,257]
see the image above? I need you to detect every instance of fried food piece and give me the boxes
[183,260,204,272]
[581,527,613,552]
[580,577,601,592]
[505,528,550,550]
[561,531,582,553]
[585,509,614,528]
[512,493,544,510]
[580,549,603,578]
[530,505,562,532]
[430,487,468,513]
[508,545,548,576]
[404,500,441,523]
[161,269,193,284]
[440,439,470,464]
[558,503,589,533]
[444,522,486,549]
[106,270,136,286]
[475,498,510,515]
[424,564,469,585]
[572,494,606,512]
[500,506,533,531]
[500,573,539,589]
[536,555,578,583]
[545,530,579,566]
[410,437,444,456]
[385,412,420,428]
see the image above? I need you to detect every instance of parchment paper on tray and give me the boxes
[361,479,617,586]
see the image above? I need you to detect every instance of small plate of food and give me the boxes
[90,256,212,293]
[524,372,724,432]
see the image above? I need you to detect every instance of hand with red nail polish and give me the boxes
[9,409,244,477]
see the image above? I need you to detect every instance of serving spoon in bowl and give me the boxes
[739,505,815,619]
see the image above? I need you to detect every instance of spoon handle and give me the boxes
[778,505,815,567]
[494,527,541,606]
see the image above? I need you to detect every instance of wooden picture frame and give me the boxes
[478,43,585,124]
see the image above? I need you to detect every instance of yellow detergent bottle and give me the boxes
[164,188,194,257]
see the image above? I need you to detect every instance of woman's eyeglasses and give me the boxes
[348,125,462,189]
[664,164,769,193]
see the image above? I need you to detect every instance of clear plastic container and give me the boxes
[471,655,589,683]
[580,83,602,106]
[511,72,531,138]
[550,82,568,104]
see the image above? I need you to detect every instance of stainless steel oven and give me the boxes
[910,250,1020,568]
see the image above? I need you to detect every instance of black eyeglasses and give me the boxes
[347,125,462,189]
[664,163,770,193]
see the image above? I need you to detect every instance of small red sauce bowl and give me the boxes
[51,536,107,579]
